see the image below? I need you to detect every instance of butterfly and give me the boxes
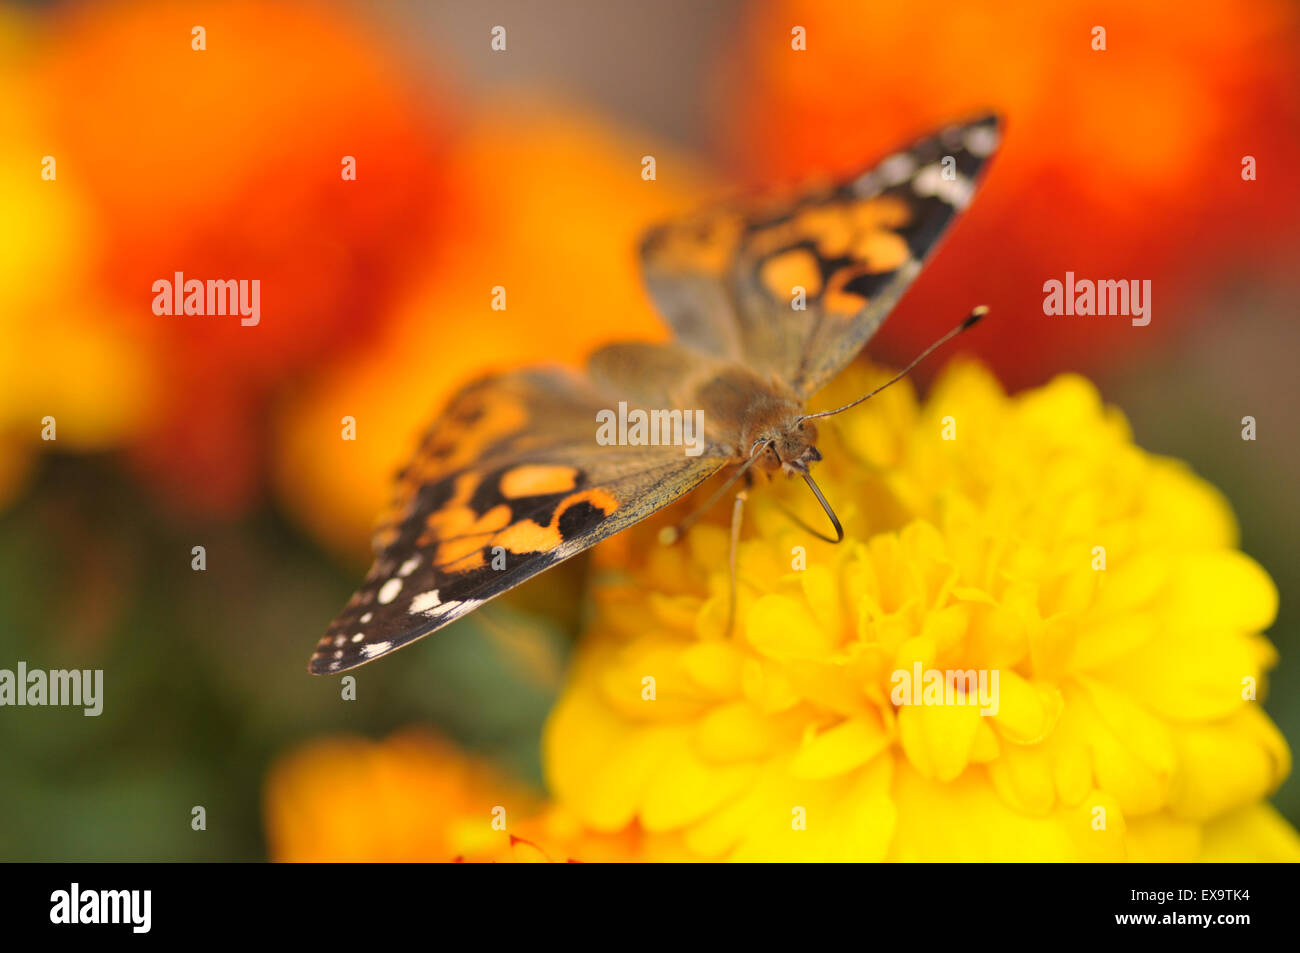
[309,114,1001,675]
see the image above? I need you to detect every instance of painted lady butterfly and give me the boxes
[310,114,1001,674]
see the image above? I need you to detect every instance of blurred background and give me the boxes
[1,0,1298,860]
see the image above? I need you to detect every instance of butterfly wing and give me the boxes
[310,369,727,674]
[640,113,1001,397]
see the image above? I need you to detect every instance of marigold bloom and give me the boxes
[264,729,647,862]
[0,7,156,511]
[265,730,536,862]
[31,0,448,513]
[543,361,1296,860]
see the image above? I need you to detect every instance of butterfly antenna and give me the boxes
[801,306,989,421]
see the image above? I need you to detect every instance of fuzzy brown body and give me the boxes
[309,114,1000,674]
[590,342,817,471]
[693,366,820,476]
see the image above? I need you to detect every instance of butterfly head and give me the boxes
[752,418,821,478]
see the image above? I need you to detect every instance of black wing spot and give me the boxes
[558,500,609,539]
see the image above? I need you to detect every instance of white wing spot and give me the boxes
[332,634,346,647]
[409,589,442,615]
[913,164,973,209]
[397,556,421,577]
[377,578,403,604]
[438,598,483,617]
[351,632,364,643]
[877,152,916,186]
[361,640,393,659]
[964,124,999,158]
[360,612,373,624]
[852,171,880,197]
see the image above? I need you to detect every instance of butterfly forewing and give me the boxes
[640,114,1001,396]
[310,369,726,674]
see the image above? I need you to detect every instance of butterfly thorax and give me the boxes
[689,366,820,476]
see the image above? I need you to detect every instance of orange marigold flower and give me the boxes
[30,0,451,513]
[264,729,649,862]
[0,6,156,511]
[265,730,533,863]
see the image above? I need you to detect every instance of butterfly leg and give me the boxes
[725,489,747,638]
[658,455,759,546]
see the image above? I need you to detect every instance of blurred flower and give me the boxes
[264,728,648,862]
[265,729,534,862]
[718,0,1300,386]
[0,6,157,512]
[543,360,1297,860]
[505,807,678,863]
[273,99,710,560]
[29,0,449,513]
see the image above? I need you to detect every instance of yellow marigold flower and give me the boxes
[543,360,1297,861]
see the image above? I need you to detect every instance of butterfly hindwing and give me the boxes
[640,114,1001,396]
[311,369,726,674]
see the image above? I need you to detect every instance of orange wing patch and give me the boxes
[414,471,501,571]
[760,248,823,300]
[500,464,579,498]
[747,194,914,264]
[495,488,620,556]
[416,470,622,567]
[745,194,918,320]
[851,229,910,273]
[822,264,874,317]
[494,519,562,555]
